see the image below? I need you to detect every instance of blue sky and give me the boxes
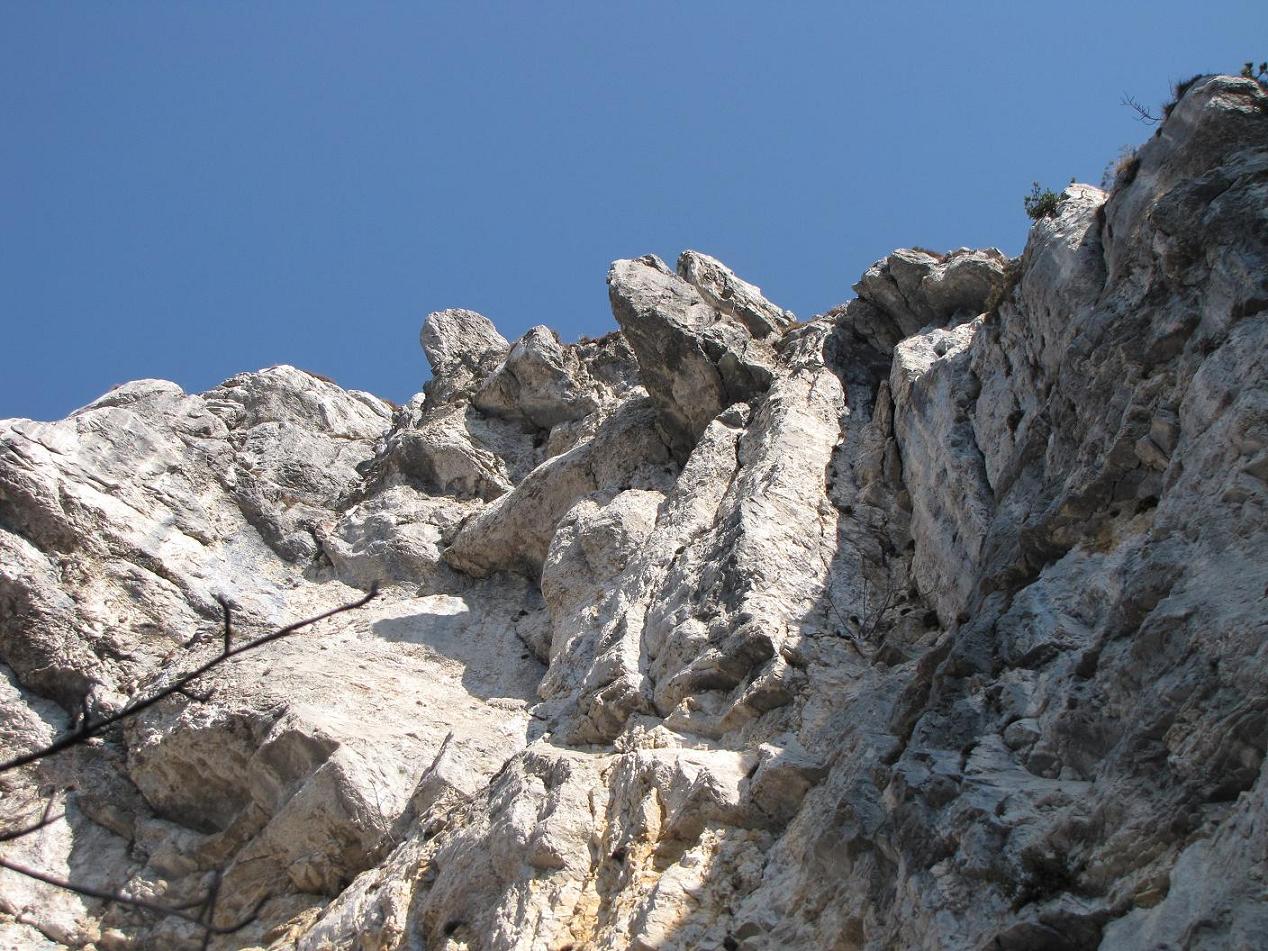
[3,2,1264,420]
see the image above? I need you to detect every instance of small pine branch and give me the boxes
[1023,182,1062,221]
[1121,93,1161,124]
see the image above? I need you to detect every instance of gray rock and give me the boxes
[677,249,795,338]
[443,396,675,578]
[609,254,780,460]
[419,308,509,403]
[851,246,1012,350]
[473,325,599,429]
[372,401,527,501]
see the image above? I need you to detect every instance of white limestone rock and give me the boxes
[677,249,795,338]
[608,254,780,460]
[473,326,598,429]
[442,396,675,579]
[419,308,509,404]
[850,246,1012,351]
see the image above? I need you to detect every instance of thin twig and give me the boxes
[0,856,266,934]
[1122,93,1160,124]
[198,869,224,951]
[218,597,232,656]
[0,584,378,774]
[818,540,898,652]
[858,562,897,643]
[0,587,378,946]
[0,795,63,844]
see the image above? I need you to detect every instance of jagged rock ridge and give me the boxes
[0,75,1265,950]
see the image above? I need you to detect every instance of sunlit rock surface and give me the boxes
[1,75,1266,950]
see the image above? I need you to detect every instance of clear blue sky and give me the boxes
[3,2,1264,420]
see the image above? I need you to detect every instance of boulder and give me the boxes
[850,246,1012,350]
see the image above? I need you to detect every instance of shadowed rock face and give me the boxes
[1,75,1266,951]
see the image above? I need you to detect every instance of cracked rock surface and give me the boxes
[1,75,1266,950]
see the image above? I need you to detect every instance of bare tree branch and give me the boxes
[0,584,378,774]
[217,596,233,655]
[198,870,224,951]
[858,564,897,643]
[0,855,266,935]
[0,585,380,944]
[818,545,895,653]
[0,792,63,844]
[1122,93,1161,124]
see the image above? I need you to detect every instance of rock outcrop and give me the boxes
[608,254,780,460]
[1,75,1266,950]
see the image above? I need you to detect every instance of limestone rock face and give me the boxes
[2,75,1267,951]
[677,249,795,338]
[849,246,1011,350]
[608,254,781,460]
[473,326,598,429]
[419,308,510,402]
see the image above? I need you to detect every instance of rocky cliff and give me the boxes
[1,74,1265,950]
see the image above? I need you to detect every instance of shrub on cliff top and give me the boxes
[1023,182,1062,221]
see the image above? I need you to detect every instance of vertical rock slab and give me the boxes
[608,254,780,460]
